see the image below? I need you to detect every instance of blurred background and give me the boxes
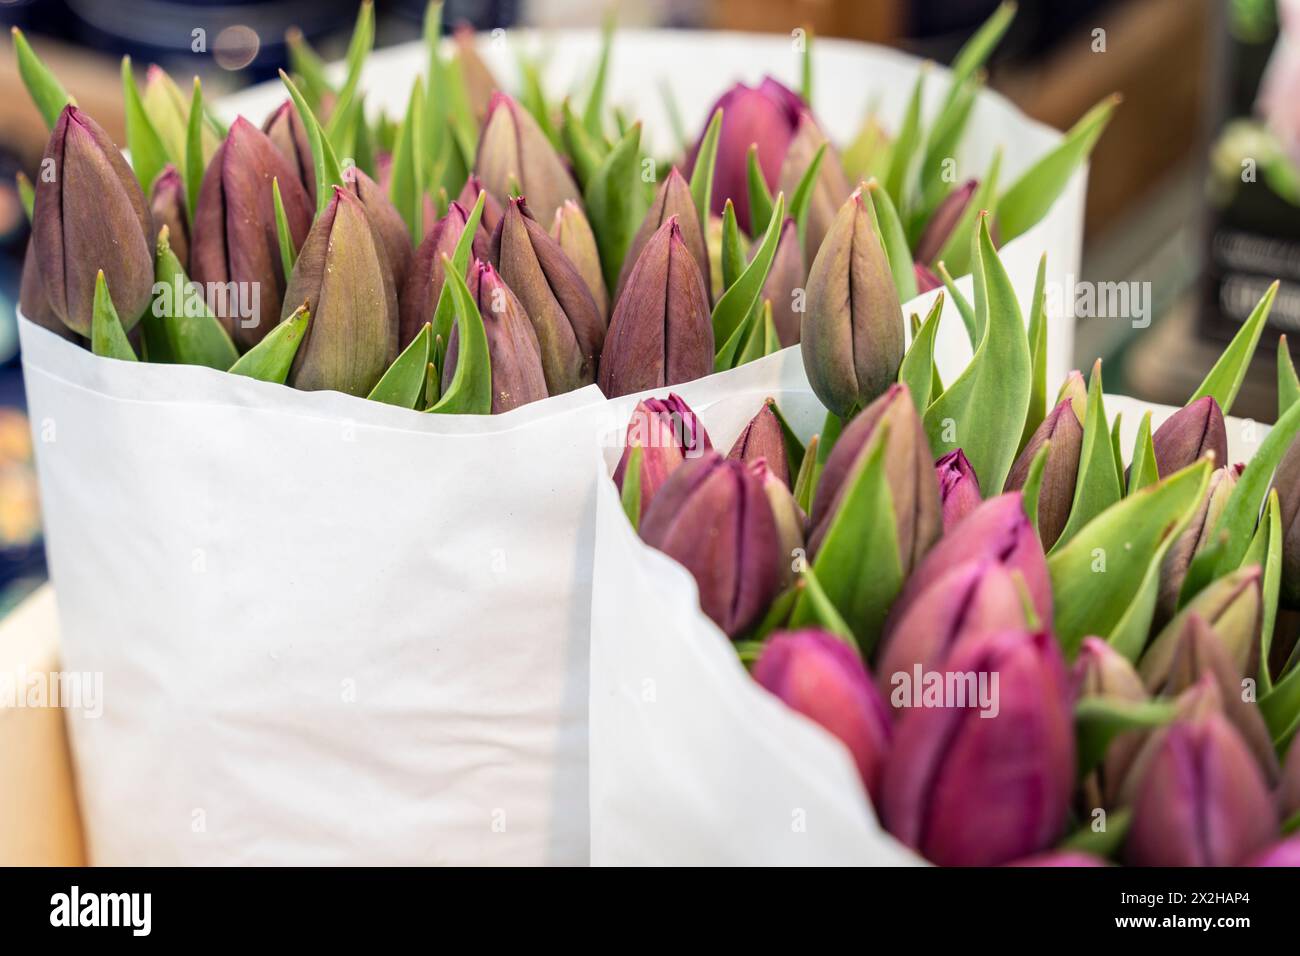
[0,0,1288,612]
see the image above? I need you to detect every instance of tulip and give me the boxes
[1282,734,1300,823]
[262,99,314,205]
[1151,395,1227,478]
[639,452,782,638]
[753,629,892,800]
[753,460,805,587]
[914,261,941,294]
[598,216,713,398]
[475,92,582,226]
[442,260,547,414]
[936,449,981,531]
[551,200,608,318]
[1072,637,1148,809]
[615,168,709,306]
[18,241,78,341]
[284,186,398,395]
[1004,399,1084,548]
[399,202,488,349]
[800,186,904,418]
[1007,852,1108,867]
[32,105,154,335]
[1243,834,1300,866]
[143,65,219,168]
[1158,464,1239,624]
[761,217,805,347]
[1055,370,1087,424]
[914,179,977,266]
[452,25,499,124]
[149,165,189,267]
[1271,435,1300,606]
[881,629,1075,866]
[689,76,802,231]
[777,113,852,260]
[727,401,789,487]
[343,164,412,292]
[808,384,941,573]
[1125,680,1276,866]
[1139,565,1262,691]
[457,174,504,235]
[613,394,712,517]
[191,116,313,349]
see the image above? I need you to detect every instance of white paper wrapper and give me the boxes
[588,348,1269,866]
[20,318,605,865]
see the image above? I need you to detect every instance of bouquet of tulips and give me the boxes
[604,186,1300,865]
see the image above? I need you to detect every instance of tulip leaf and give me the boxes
[720,200,745,293]
[1127,411,1158,495]
[90,272,138,362]
[1059,807,1131,861]
[1189,280,1277,416]
[582,12,615,138]
[120,57,169,195]
[918,75,981,220]
[866,179,918,303]
[184,78,206,225]
[1105,517,1186,663]
[561,98,603,187]
[524,60,564,153]
[16,172,34,222]
[585,122,648,292]
[801,425,903,656]
[228,305,310,383]
[766,398,807,482]
[746,145,775,239]
[688,108,723,236]
[11,27,73,130]
[430,189,486,369]
[750,583,799,643]
[272,178,298,279]
[714,299,761,372]
[936,260,978,348]
[1109,412,1126,495]
[1245,490,1283,693]
[1076,697,1178,776]
[800,27,814,105]
[793,433,820,514]
[150,227,239,370]
[286,27,335,107]
[923,215,1031,493]
[281,70,346,218]
[788,565,857,648]
[1048,459,1211,659]
[1021,440,1051,537]
[882,68,925,213]
[788,143,827,251]
[620,445,644,531]
[323,0,374,153]
[947,0,1016,97]
[1262,663,1300,748]
[368,323,432,409]
[936,147,1001,281]
[712,192,786,350]
[423,360,440,409]
[899,293,944,412]
[1051,360,1122,552]
[998,94,1117,245]
[429,257,492,415]
[735,300,777,368]
[1280,335,1300,416]
[1019,255,1049,455]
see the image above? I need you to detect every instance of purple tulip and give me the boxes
[727,401,790,487]
[1281,734,1300,823]
[551,200,608,318]
[1056,370,1087,424]
[777,112,852,260]
[343,164,412,293]
[148,165,189,267]
[18,239,78,341]
[475,92,582,227]
[1151,395,1228,479]
[1243,834,1300,866]
[936,449,981,531]
[1158,464,1240,625]
[262,99,315,206]
[457,174,504,235]
[1004,399,1084,548]
[1072,637,1149,809]
[914,261,942,294]
[452,24,499,125]
[751,459,805,587]
[761,217,806,347]
[753,629,892,800]
[616,168,709,307]
[1271,434,1300,606]
[612,394,712,517]
[915,179,977,266]
[399,201,488,349]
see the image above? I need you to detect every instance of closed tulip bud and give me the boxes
[452,25,499,124]
[398,201,488,349]
[1004,399,1084,548]
[144,65,219,168]
[1158,464,1240,623]
[1151,395,1227,478]
[753,629,892,799]
[442,261,547,414]
[32,105,154,335]
[284,186,398,395]
[800,186,904,418]
[613,394,712,516]
[808,384,941,572]
[492,197,605,394]
[1073,637,1151,809]
[689,77,802,231]
[727,401,790,487]
[616,168,709,306]
[777,113,852,260]
[343,165,412,292]
[881,629,1075,866]
[475,93,582,226]
[639,452,782,638]
[1125,679,1276,866]
[1279,734,1300,822]
[914,261,941,294]
[551,200,608,318]
[761,217,806,347]
[598,216,713,398]
[262,100,315,205]
[1007,851,1108,867]
[457,175,504,235]
[1055,370,1087,424]
[1271,435,1300,606]
[936,449,981,531]
[191,116,313,349]
[915,179,978,266]
[1139,565,1262,692]
[752,460,805,586]
[1243,834,1300,866]
[149,165,189,267]
[19,240,78,341]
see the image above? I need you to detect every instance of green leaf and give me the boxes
[1127,411,1159,495]
[919,75,981,217]
[947,1,1017,96]
[429,258,492,415]
[936,260,978,347]
[120,57,168,194]
[1105,499,1191,664]
[620,445,644,531]
[866,180,918,302]
[281,70,345,217]
[431,189,486,369]
[11,26,72,129]
[16,172,33,221]
[712,192,786,349]
[184,78,206,225]
[1262,663,1300,749]
[1280,335,1300,416]
[750,584,799,643]
[735,301,776,368]
[1189,280,1277,416]
[228,306,310,384]
[522,60,563,153]
[788,142,827,250]
[688,108,723,235]
[390,78,427,241]
[746,145,775,240]
[90,272,138,361]
[800,27,814,105]
[1109,412,1125,497]
[150,227,239,370]
[323,1,375,153]
[1021,440,1051,538]
[899,293,944,412]
[1018,254,1049,454]
[882,67,925,213]
[272,178,297,279]
[997,94,1118,244]
[286,27,335,107]
[368,323,432,408]
[584,122,648,292]
[1076,696,1178,776]
[720,199,746,294]
[1246,490,1283,692]
[936,147,1001,280]
[787,565,857,647]
[583,12,615,138]
[659,79,688,155]
[1048,459,1211,659]
[923,215,1031,492]
[1052,360,1122,552]
[1059,807,1131,861]
[561,99,603,188]
[423,360,440,410]
[793,433,821,515]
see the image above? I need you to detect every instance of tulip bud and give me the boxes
[452,25,499,124]
[613,394,712,516]
[752,460,805,587]
[808,384,941,573]
[1055,370,1087,424]
[491,197,605,394]
[800,187,904,418]
[343,165,412,292]
[399,202,488,348]
[1158,464,1239,624]
[143,65,218,168]
[1270,435,1300,606]
[1072,637,1151,809]
[615,168,709,306]
[598,216,713,398]
[1151,395,1227,478]
[936,449,981,531]
[262,99,315,206]
[777,113,852,260]
[475,93,582,226]
[1007,851,1108,867]
[639,452,782,638]
[149,165,189,267]
[914,179,977,266]
[753,629,892,799]
[284,186,399,395]
[32,105,154,335]
[761,218,805,347]
[19,240,78,341]
[727,401,790,487]
[551,200,608,318]
[457,175,504,235]
[1280,733,1300,822]
[191,117,313,349]
[881,629,1075,866]
[1004,399,1084,548]
[1243,834,1300,866]
[914,261,941,294]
